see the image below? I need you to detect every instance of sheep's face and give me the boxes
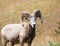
[29,9,43,28]
[29,14,36,28]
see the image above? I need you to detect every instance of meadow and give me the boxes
[0,0,60,46]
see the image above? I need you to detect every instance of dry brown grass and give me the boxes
[0,0,60,46]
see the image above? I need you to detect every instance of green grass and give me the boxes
[39,41,60,46]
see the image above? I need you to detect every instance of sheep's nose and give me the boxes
[33,24,36,27]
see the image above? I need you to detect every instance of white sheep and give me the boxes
[1,9,43,46]
[1,22,30,46]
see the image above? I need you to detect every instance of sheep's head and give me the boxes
[21,10,43,28]
[21,12,36,28]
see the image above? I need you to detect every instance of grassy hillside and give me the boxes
[0,0,60,46]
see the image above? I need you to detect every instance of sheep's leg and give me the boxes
[28,43,31,46]
[11,42,14,46]
[10,41,15,46]
[20,42,24,46]
[10,39,17,46]
[19,37,24,46]
[1,36,8,46]
[20,41,24,46]
[2,40,7,46]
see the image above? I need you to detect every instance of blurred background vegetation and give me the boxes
[0,0,60,46]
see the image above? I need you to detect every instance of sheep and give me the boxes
[1,9,43,46]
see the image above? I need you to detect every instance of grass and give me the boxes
[0,0,60,46]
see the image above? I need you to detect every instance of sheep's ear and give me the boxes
[21,12,30,22]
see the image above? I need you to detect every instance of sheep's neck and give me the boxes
[29,24,36,35]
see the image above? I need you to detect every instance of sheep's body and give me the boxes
[1,24,21,41]
[1,22,30,46]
